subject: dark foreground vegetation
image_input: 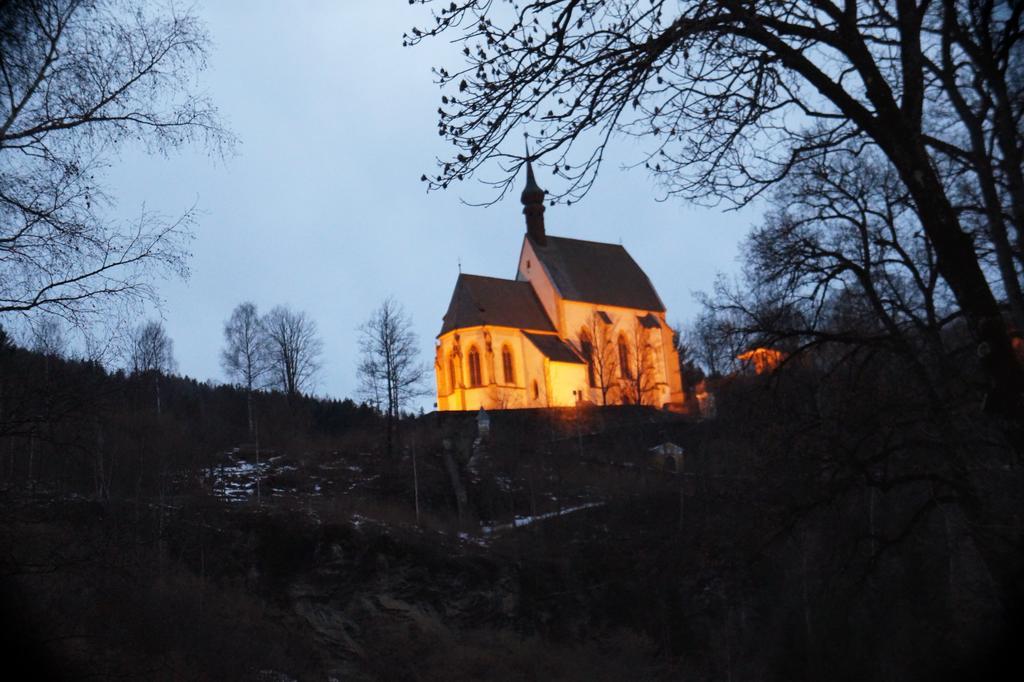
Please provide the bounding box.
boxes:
[1,0,1021,678]
[1,330,1022,681]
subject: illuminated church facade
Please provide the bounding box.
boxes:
[435,162,685,412]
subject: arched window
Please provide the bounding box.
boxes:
[467,346,482,387]
[448,354,457,392]
[618,334,632,379]
[532,380,540,400]
[579,329,595,387]
[501,345,515,384]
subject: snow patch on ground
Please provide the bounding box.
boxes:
[480,501,605,535]
[211,457,273,503]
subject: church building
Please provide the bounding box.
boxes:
[435,161,685,411]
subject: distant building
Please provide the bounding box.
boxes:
[736,347,786,375]
[435,160,685,411]
[693,380,716,419]
[648,442,685,473]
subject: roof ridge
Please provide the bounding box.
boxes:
[541,233,629,249]
[457,272,530,284]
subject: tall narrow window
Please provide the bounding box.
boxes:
[448,354,457,392]
[501,345,515,384]
[580,330,595,387]
[468,346,482,387]
[618,335,632,379]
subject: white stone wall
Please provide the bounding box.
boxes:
[435,325,552,411]
[516,239,563,330]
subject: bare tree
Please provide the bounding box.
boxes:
[357,354,385,414]
[618,323,658,406]
[129,319,175,415]
[263,305,322,400]
[29,317,66,358]
[687,147,974,416]
[486,386,520,409]
[221,302,269,438]
[357,298,428,456]
[408,0,1024,413]
[686,307,742,379]
[130,320,175,375]
[694,142,1024,614]
[0,0,232,332]
[579,312,618,405]
[737,150,956,370]
[672,323,705,399]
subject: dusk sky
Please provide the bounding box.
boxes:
[106,2,758,406]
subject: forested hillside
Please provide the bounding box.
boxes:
[2,326,1020,680]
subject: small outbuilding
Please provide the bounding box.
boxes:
[648,442,684,473]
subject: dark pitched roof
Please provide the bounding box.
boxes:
[439,274,556,336]
[527,235,665,311]
[523,332,585,364]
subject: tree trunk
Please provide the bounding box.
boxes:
[246,389,254,440]
[385,410,394,458]
[442,440,469,526]
[801,539,815,680]
[957,483,1024,622]
[895,141,1024,416]
[412,436,420,525]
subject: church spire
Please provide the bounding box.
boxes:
[521,142,546,246]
